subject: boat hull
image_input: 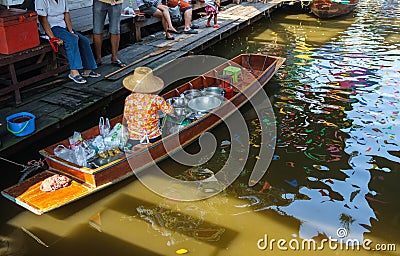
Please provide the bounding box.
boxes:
[310,0,358,18]
[2,54,285,215]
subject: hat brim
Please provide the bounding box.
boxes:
[123,75,164,93]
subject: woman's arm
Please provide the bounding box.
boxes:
[38,15,56,38]
[64,12,74,33]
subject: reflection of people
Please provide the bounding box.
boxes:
[35,0,100,84]
[205,0,220,28]
[134,0,179,40]
[123,67,173,148]
[167,0,199,34]
[93,0,126,67]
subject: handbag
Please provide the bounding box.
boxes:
[169,0,182,24]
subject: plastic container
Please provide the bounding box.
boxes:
[0,9,40,54]
[6,112,36,137]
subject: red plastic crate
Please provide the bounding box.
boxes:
[0,8,40,54]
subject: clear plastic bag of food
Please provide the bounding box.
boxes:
[69,131,83,149]
[99,117,111,137]
[54,145,76,163]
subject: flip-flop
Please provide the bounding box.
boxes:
[167,29,181,34]
[190,24,200,29]
[183,29,198,34]
[111,59,127,68]
[166,35,175,40]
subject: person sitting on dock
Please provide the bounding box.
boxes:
[122,67,174,149]
[167,0,199,34]
[35,0,101,84]
[134,0,179,40]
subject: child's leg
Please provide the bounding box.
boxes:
[206,15,212,26]
[214,14,218,25]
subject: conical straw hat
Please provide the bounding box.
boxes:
[122,67,164,93]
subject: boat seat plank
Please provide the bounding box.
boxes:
[1,170,91,215]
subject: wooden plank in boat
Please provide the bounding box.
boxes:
[1,170,92,215]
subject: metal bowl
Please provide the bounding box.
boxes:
[169,107,190,123]
[202,87,225,98]
[166,97,187,108]
[188,96,223,113]
[182,89,202,101]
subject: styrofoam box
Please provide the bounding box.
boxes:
[0,0,24,6]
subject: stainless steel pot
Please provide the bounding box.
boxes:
[202,87,225,98]
[182,89,202,101]
[166,97,187,108]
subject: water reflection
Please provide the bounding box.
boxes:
[228,0,400,243]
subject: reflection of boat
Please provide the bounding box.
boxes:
[310,0,359,19]
[1,54,285,215]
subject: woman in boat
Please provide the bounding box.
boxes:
[122,67,174,149]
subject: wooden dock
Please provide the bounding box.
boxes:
[0,0,285,156]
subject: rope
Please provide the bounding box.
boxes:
[0,156,45,182]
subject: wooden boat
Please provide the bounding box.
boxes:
[1,54,285,215]
[310,0,359,19]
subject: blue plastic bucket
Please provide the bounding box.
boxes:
[6,112,36,137]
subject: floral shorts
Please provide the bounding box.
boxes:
[205,5,219,15]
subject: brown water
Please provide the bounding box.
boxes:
[1,1,400,255]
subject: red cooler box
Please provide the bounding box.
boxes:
[0,8,40,54]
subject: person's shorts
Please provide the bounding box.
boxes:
[139,4,159,16]
[168,0,192,12]
[93,0,122,34]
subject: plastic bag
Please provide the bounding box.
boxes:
[73,145,87,167]
[69,131,83,149]
[103,123,128,149]
[99,117,111,137]
[54,145,76,163]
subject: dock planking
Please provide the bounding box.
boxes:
[0,0,285,156]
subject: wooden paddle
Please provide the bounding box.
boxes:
[105,46,171,79]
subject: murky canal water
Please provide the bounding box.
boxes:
[1,1,400,255]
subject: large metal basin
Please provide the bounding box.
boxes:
[188,96,223,113]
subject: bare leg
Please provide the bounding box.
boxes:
[183,9,192,31]
[214,14,218,25]
[93,34,103,64]
[110,33,120,63]
[157,4,178,32]
[207,15,212,25]
[153,9,173,38]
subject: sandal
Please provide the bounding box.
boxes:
[82,71,101,78]
[68,74,87,84]
[111,59,127,68]
[183,29,198,34]
[166,35,175,40]
[205,23,212,27]
[167,29,181,34]
[214,24,221,28]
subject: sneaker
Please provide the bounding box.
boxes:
[82,71,101,78]
[68,74,87,84]
[214,24,221,28]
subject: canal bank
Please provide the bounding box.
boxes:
[0,0,287,157]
